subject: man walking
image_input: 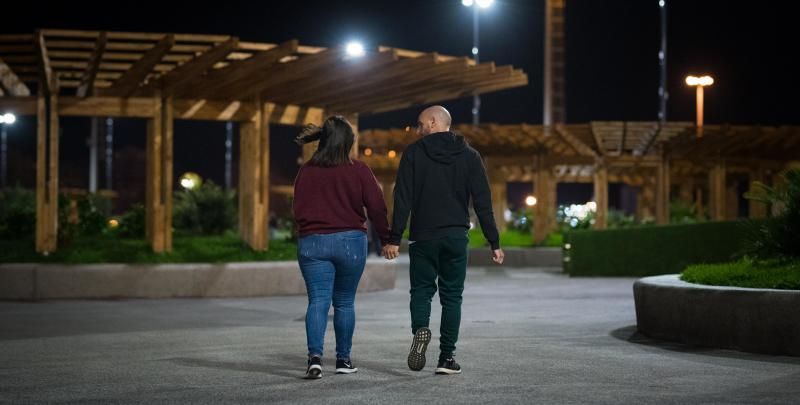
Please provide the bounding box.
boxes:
[383,105,504,375]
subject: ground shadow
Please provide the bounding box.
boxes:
[611,325,800,366]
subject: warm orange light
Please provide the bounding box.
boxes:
[525,196,538,206]
[364,148,373,157]
[388,150,397,159]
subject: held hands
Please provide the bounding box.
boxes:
[382,244,400,260]
[492,248,505,265]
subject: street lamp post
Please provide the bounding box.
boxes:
[0,113,17,188]
[462,0,494,125]
[685,75,714,137]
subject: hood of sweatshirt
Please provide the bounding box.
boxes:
[419,131,466,164]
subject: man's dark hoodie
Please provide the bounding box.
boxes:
[389,131,500,250]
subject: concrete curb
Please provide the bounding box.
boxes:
[0,259,396,300]
[633,274,800,356]
[468,247,563,268]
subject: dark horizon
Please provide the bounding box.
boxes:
[2,0,797,211]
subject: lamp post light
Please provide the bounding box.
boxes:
[0,112,17,188]
[462,0,494,125]
[685,75,714,137]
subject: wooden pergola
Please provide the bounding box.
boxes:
[0,29,527,254]
[360,123,800,243]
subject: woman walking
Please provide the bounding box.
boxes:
[293,116,390,379]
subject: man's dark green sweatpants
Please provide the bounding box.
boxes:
[408,234,469,359]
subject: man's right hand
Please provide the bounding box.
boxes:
[383,244,400,260]
[492,248,505,265]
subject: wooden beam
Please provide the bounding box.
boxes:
[589,123,606,157]
[0,96,37,115]
[268,49,400,106]
[298,53,439,107]
[37,31,57,95]
[40,28,231,44]
[59,96,157,118]
[354,70,526,115]
[178,40,298,99]
[145,94,166,252]
[228,48,345,101]
[330,58,477,112]
[76,32,107,98]
[553,124,598,157]
[98,34,175,97]
[0,57,31,96]
[137,37,238,96]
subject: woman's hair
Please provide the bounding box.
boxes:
[294,115,355,167]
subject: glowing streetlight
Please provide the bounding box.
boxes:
[345,41,365,57]
[1,112,16,188]
[0,113,16,125]
[464,0,494,8]
[462,0,494,125]
[525,195,538,206]
[179,172,202,191]
[685,75,714,137]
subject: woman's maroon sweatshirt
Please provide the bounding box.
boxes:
[293,159,390,243]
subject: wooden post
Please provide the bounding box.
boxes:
[708,161,726,221]
[239,116,256,248]
[593,164,608,230]
[238,99,269,251]
[47,93,59,253]
[655,158,670,225]
[145,95,165,252]
[259,101,270,250]
[534,159,556,243]
[35,93,60,254]
[35,95,46,253]
[748,168,767,219]
[162,96,174,251]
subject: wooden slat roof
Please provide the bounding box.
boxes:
[0,29,527,115]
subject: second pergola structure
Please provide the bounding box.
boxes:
[360,122,800,243]
[0,29,527,253]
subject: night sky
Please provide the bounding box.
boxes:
[2,0,798,213]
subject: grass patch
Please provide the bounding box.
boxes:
[468,228,562,248]
[0,232,297,264]
[681,259,800,290]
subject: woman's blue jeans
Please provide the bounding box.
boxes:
[298,230,367,360]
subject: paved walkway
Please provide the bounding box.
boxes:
[1,263,798,404]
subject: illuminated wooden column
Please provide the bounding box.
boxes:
[145,94,173,252]
[239,100,270,251]
[593,163,608,230]
[35,92,59,254]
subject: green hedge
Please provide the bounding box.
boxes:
[563,220,755,277]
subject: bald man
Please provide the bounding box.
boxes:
[383,105,504,375]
